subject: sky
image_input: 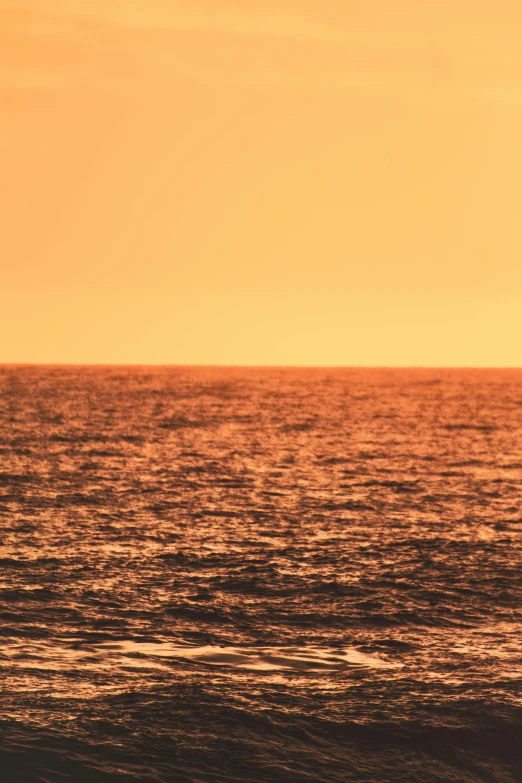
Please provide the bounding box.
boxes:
[2,0,522,366]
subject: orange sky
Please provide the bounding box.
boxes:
[2,0,522,365]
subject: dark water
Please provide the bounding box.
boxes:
[1,366,521,782]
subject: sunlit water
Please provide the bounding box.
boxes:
[1,366,521,782]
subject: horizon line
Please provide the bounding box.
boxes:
[2,363,522,371]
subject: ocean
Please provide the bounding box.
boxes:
[1,366,521,782]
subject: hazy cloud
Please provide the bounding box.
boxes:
[2,0,522,106]
[2,1,346,42]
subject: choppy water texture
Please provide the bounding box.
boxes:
[1,366,521,782]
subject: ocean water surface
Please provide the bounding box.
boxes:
[0,366,521,782]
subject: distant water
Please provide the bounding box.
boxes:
[1,366,521,782]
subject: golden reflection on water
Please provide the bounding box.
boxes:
[0,367,521,781]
